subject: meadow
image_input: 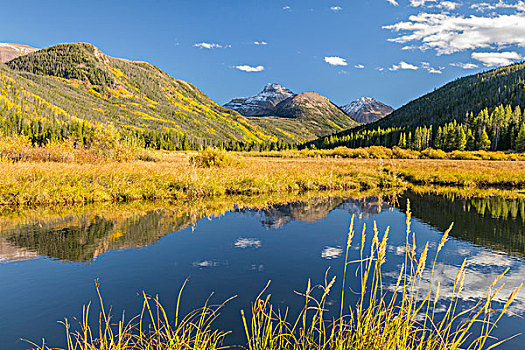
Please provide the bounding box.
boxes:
[3,142,525,207]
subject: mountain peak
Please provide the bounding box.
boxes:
[0,43,38,63]
[6,43,119,87]
[224,83,294,116]
[262,83,290,93]
[271,91,357,136]
[340,97,393,124]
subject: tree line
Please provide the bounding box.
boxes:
[0,104,298,152]
[315,104,525,152]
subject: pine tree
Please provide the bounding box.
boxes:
[478,129,491,150]
[466,129,475,150]
[516,124,525,152]
[456,127,467,151]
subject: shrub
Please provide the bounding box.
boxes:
[190,148,236,168]
[366,146,393,159]
[421,148,447,159]
[35,139,76,162]
[0,134,32,161]
[392,146,421,159]
[448,151,482,160]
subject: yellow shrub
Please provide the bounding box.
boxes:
[0,134,31,161]
[190,148,236,168]
[420,148,446,159]
[392,146,421,159]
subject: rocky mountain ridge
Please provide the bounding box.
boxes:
[224,83,294,116]
[340,97,393,124]
[225,84,392,125]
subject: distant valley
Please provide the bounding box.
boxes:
[224,83,392,141]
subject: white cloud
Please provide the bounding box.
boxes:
[410,0,437,6]
[409,0,459,10]
[437,1,459,10]
[383,247,525,316]
[471,51,522,66]
[283,5,291,10]
[384,12,525,55]
[421,61,444,73]
[472,0,525,12]
[193,260,218,268]
[355,64,365,69]
[235,65,265,72]
[386,0,399,6]
[193,42,227,49]
[330,6,343,11]
[389,61,419,71]
[253,41,268,45]
[324,56,348,66]
[450,62,479,69]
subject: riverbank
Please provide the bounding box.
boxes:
[2,151,525,207]
[0,154,397,206]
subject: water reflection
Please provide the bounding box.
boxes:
[399,192,525,257]
[2,193,525,263]
[240,196,390,229]
[1,191,525,350]
[0,208,196,263]
[0,194,393,264]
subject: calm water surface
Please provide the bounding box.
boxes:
[1,192,524,349]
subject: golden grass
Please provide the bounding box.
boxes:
[392,159,525,189]
[251,147,525,161]
[4,147,525,207]
[0,154,397,206]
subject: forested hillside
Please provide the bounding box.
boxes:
[0,43,307,150]
[313,61,525,152]
[377,62,525,129]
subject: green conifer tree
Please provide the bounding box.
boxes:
[516,124,525,152]
[478,129,491,151]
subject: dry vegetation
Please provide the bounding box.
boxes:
[253,146,525,161]
[3,141,525,207]
[0,153,395,206]
[392,159,525,189]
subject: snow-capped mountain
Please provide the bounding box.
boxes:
[0,43,38,63]
[224,83,294,116]
[340,97,393,124]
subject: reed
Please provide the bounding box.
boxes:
[240,201,522,350]
[28,202,521,350]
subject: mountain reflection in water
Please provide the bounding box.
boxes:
[1,191,525,350]
[1,192,525,263]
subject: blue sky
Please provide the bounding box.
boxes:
[2,0,525,108]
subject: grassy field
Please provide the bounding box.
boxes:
[3,146,525,207]
[0,153,396,206]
